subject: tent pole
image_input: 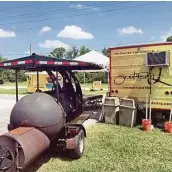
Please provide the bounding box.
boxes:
[56,71,59,103]
[15,70,18,102]
[84,72,85,91]
[36,71,39,91]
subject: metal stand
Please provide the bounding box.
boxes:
[15,70,18,102]
[107,70,110,93]
[83,72,85,91]
[16,143,22,172]
[169,103,172,123]
[36,71,39,91]
[56,72,59,103]
[146,94,148,120]
[149,95,152,121]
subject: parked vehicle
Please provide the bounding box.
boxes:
[109,42,172,126]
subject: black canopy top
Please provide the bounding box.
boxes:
[0,53,103,71]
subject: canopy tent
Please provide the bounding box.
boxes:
[73,50,109,91]
[73,50,109,72]
[0,53,102,71]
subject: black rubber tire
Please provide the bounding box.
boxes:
[68,129,85,159]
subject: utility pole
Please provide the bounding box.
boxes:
[29,28,32,55]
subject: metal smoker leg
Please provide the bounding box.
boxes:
[16,142,22,172]
[15,70,18,102]
[56,71,59,103]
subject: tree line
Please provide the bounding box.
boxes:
[0,46,110,83]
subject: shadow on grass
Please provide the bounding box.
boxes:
[23,143,74,172]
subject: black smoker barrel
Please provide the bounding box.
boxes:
[8,93,65,141]
[0,127,50,171]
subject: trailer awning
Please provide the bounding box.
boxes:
[0,53,103,71]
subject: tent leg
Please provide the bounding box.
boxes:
[56,72,59,103]
[36,71,39,91]
[84,72,85,91]
[15,70,18,102]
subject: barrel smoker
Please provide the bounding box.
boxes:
[0,54,103,172]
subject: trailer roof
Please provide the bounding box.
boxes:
[0,53,103,71]
[109,42,172,50]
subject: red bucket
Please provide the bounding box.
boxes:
[145,124,151,132]
[142,119,152,132]
[164,121,172,133]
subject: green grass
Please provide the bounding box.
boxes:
[80,83,108,89]
[2,82,108,88]
[0,88,107,95]
[23,124,172,172]
[0,88,27,94]
[2,82,27,86]
[83,90,107,95]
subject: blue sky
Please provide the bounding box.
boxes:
[0,1,171,59]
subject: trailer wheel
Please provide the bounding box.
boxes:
[69,129,85,159]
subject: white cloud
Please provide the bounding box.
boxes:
[70,3,101,15]
[0,29,16,38]
[70,4,85,9]
[57,25,94,40]
[38,40,69,49]
[91,7,101,12]
[118,26,143,35]
[160,27,172,41]
[39,26,52,34]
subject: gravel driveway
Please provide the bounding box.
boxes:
[0,95,24,135]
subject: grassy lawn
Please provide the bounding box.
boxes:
[0,88,27,94]
[2,82,108,88]
[23,124,172,172]
[0,88,107,95]
[80,83,108,89]
[83,90,107,95]
[2,82,27,86]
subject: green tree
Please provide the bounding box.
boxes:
[102,47,110,57]
[50,47,66,58]
[66,45,79,59]
[0,55,27,82]
[72,45,79,58]
[79,45,90,56]
[66,50,73,59]
[0,55,7,62]
[166,36,172,42]
[0,55,8,80]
